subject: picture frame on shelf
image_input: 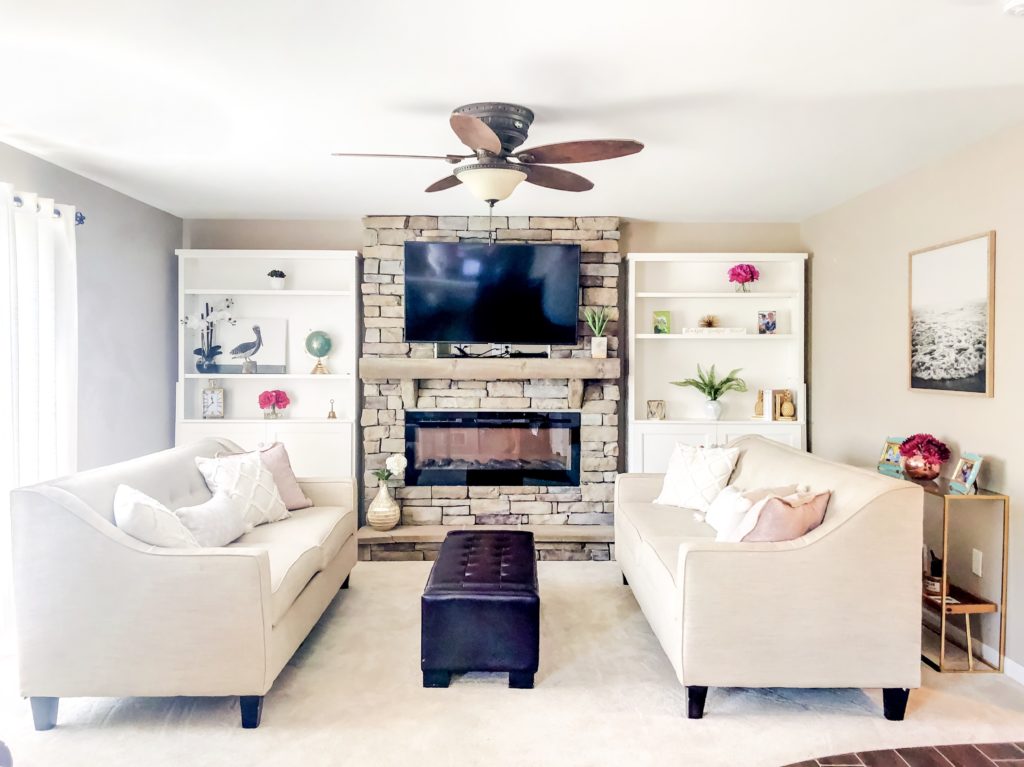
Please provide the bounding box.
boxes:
[909,232,995,396]
[950,452,983,494]
[653,310,671,334]
[877,436,906,479]
[757,310,777,335]
[646,400,666,420]
[215,317,288,374]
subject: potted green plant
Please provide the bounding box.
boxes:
[584,307,610,359]
[267,269,287,290]
[670,364,747,420]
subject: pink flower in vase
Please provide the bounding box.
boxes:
[258,391,276,410]
[274,390,290,409]
[728,263,760,291]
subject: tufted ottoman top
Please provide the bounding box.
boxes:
[424,531,538,595]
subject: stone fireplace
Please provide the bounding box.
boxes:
[358,215,622,558]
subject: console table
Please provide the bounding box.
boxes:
[914,477,1009,674]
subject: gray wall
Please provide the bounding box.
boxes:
[1,143,182,469]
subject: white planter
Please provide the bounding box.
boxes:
[591,336,608,359]
[704,400,723,420]
[268,276,286,290]
[366,479,400,531]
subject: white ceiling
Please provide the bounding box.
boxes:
[2,0,1024,222]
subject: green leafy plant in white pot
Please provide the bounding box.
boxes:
[584,307,610,359]
[670,364,747,421]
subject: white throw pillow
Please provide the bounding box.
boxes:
[113,485,200,548]
[653,444,740,512]
[707,484,800,541]
[195,451,290,530]
[174,492,248,547]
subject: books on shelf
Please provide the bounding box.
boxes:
[675,327,747,337]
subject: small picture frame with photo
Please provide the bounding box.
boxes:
[652,310,671,335]
[878,436,906,479]
[950,452,983,494]
[757,310,777,335]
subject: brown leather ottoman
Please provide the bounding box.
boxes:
[421,530,539,689]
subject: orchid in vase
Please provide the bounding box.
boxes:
[727,263,760,292]
[899,433,951,480]
[181,299,236,373]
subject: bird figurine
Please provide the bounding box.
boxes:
[231,325,263,373]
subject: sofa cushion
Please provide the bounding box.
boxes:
[228,505,356,624]
[617,501,716,542]
[195,452,290,530]
[653,444,739,512]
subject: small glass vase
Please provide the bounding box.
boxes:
[734,283,751,293]
[263,406,278,420]
[904,454,940,480]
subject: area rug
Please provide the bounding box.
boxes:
[2,561,1024,767]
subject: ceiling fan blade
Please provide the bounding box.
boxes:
[525,165,594,192]
[332,152,467,164]
[515,139,644,164]
[449,114,502,154]
[425,175,462,193]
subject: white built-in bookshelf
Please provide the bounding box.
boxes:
[175,250,359,477]
[627,252,807,472]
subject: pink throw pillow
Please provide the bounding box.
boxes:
[741,491,831,543]
[257,443,313,511]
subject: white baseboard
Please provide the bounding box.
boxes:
[923,613,1024,685]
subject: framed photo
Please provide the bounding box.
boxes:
[877,436,905,479]
[652,310,671,334]
[216,317,288,374]
[910,232,995,396]
[646,400,666,420]
[757,310,777,335]
[950,452,983,494]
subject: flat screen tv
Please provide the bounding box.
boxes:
[404,242,580,345]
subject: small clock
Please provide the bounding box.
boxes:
[202,381,225,419]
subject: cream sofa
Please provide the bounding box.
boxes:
[10,438,358,730]
[615,435,923,720]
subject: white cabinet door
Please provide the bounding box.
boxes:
[717,423,805,450]
[629,423,718,472]
[267,422,354,478]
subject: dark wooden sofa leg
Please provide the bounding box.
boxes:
[30,696,59,731]
[509,671,535,689]
[622,573,629,586]
[687,686,708,719]
[240,695,263,728]
[882,688,909,721]
[423,670,451,688]
[340,575,351,590]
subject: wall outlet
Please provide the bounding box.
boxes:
[972,548,983,578]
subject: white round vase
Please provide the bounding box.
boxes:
[367,480,401,531]
[704,400,723,420]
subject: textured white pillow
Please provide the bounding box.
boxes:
[653,444,740,512]
[195,451,290,530]
[113,485,200,548]
[174,492,248,547]
[707,484,800,541]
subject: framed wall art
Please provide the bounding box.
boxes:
[909,232,995,396]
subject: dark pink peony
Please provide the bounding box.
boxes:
[899,433,951,463]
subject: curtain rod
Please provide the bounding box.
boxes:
[12,195,86,225]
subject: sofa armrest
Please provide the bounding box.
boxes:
[10,485,274,697]
[615,473,664,505]
[299,478,357,511]
[675,486,923,690]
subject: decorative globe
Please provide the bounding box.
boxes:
[304,330,332,358]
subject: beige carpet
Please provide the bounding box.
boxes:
[3,561,1024,767]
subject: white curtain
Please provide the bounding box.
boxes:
[0,182,78,648]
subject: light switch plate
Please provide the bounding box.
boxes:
[972,548,983,577]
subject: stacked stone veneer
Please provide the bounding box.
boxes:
[360,215,623,537]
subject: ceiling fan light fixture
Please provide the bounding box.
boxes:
[453,161,528,202]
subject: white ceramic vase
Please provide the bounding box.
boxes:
[704,399,723,420]
[591,336,608,359]
[268,276,286,290]
[366,479,400,531]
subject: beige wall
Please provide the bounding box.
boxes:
[801,122,1024,667]
[622,220,804,253]
[185,218,362,250]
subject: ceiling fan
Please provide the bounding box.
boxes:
[332,102,644,204]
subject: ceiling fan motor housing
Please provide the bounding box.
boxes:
[453,102,535,154]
